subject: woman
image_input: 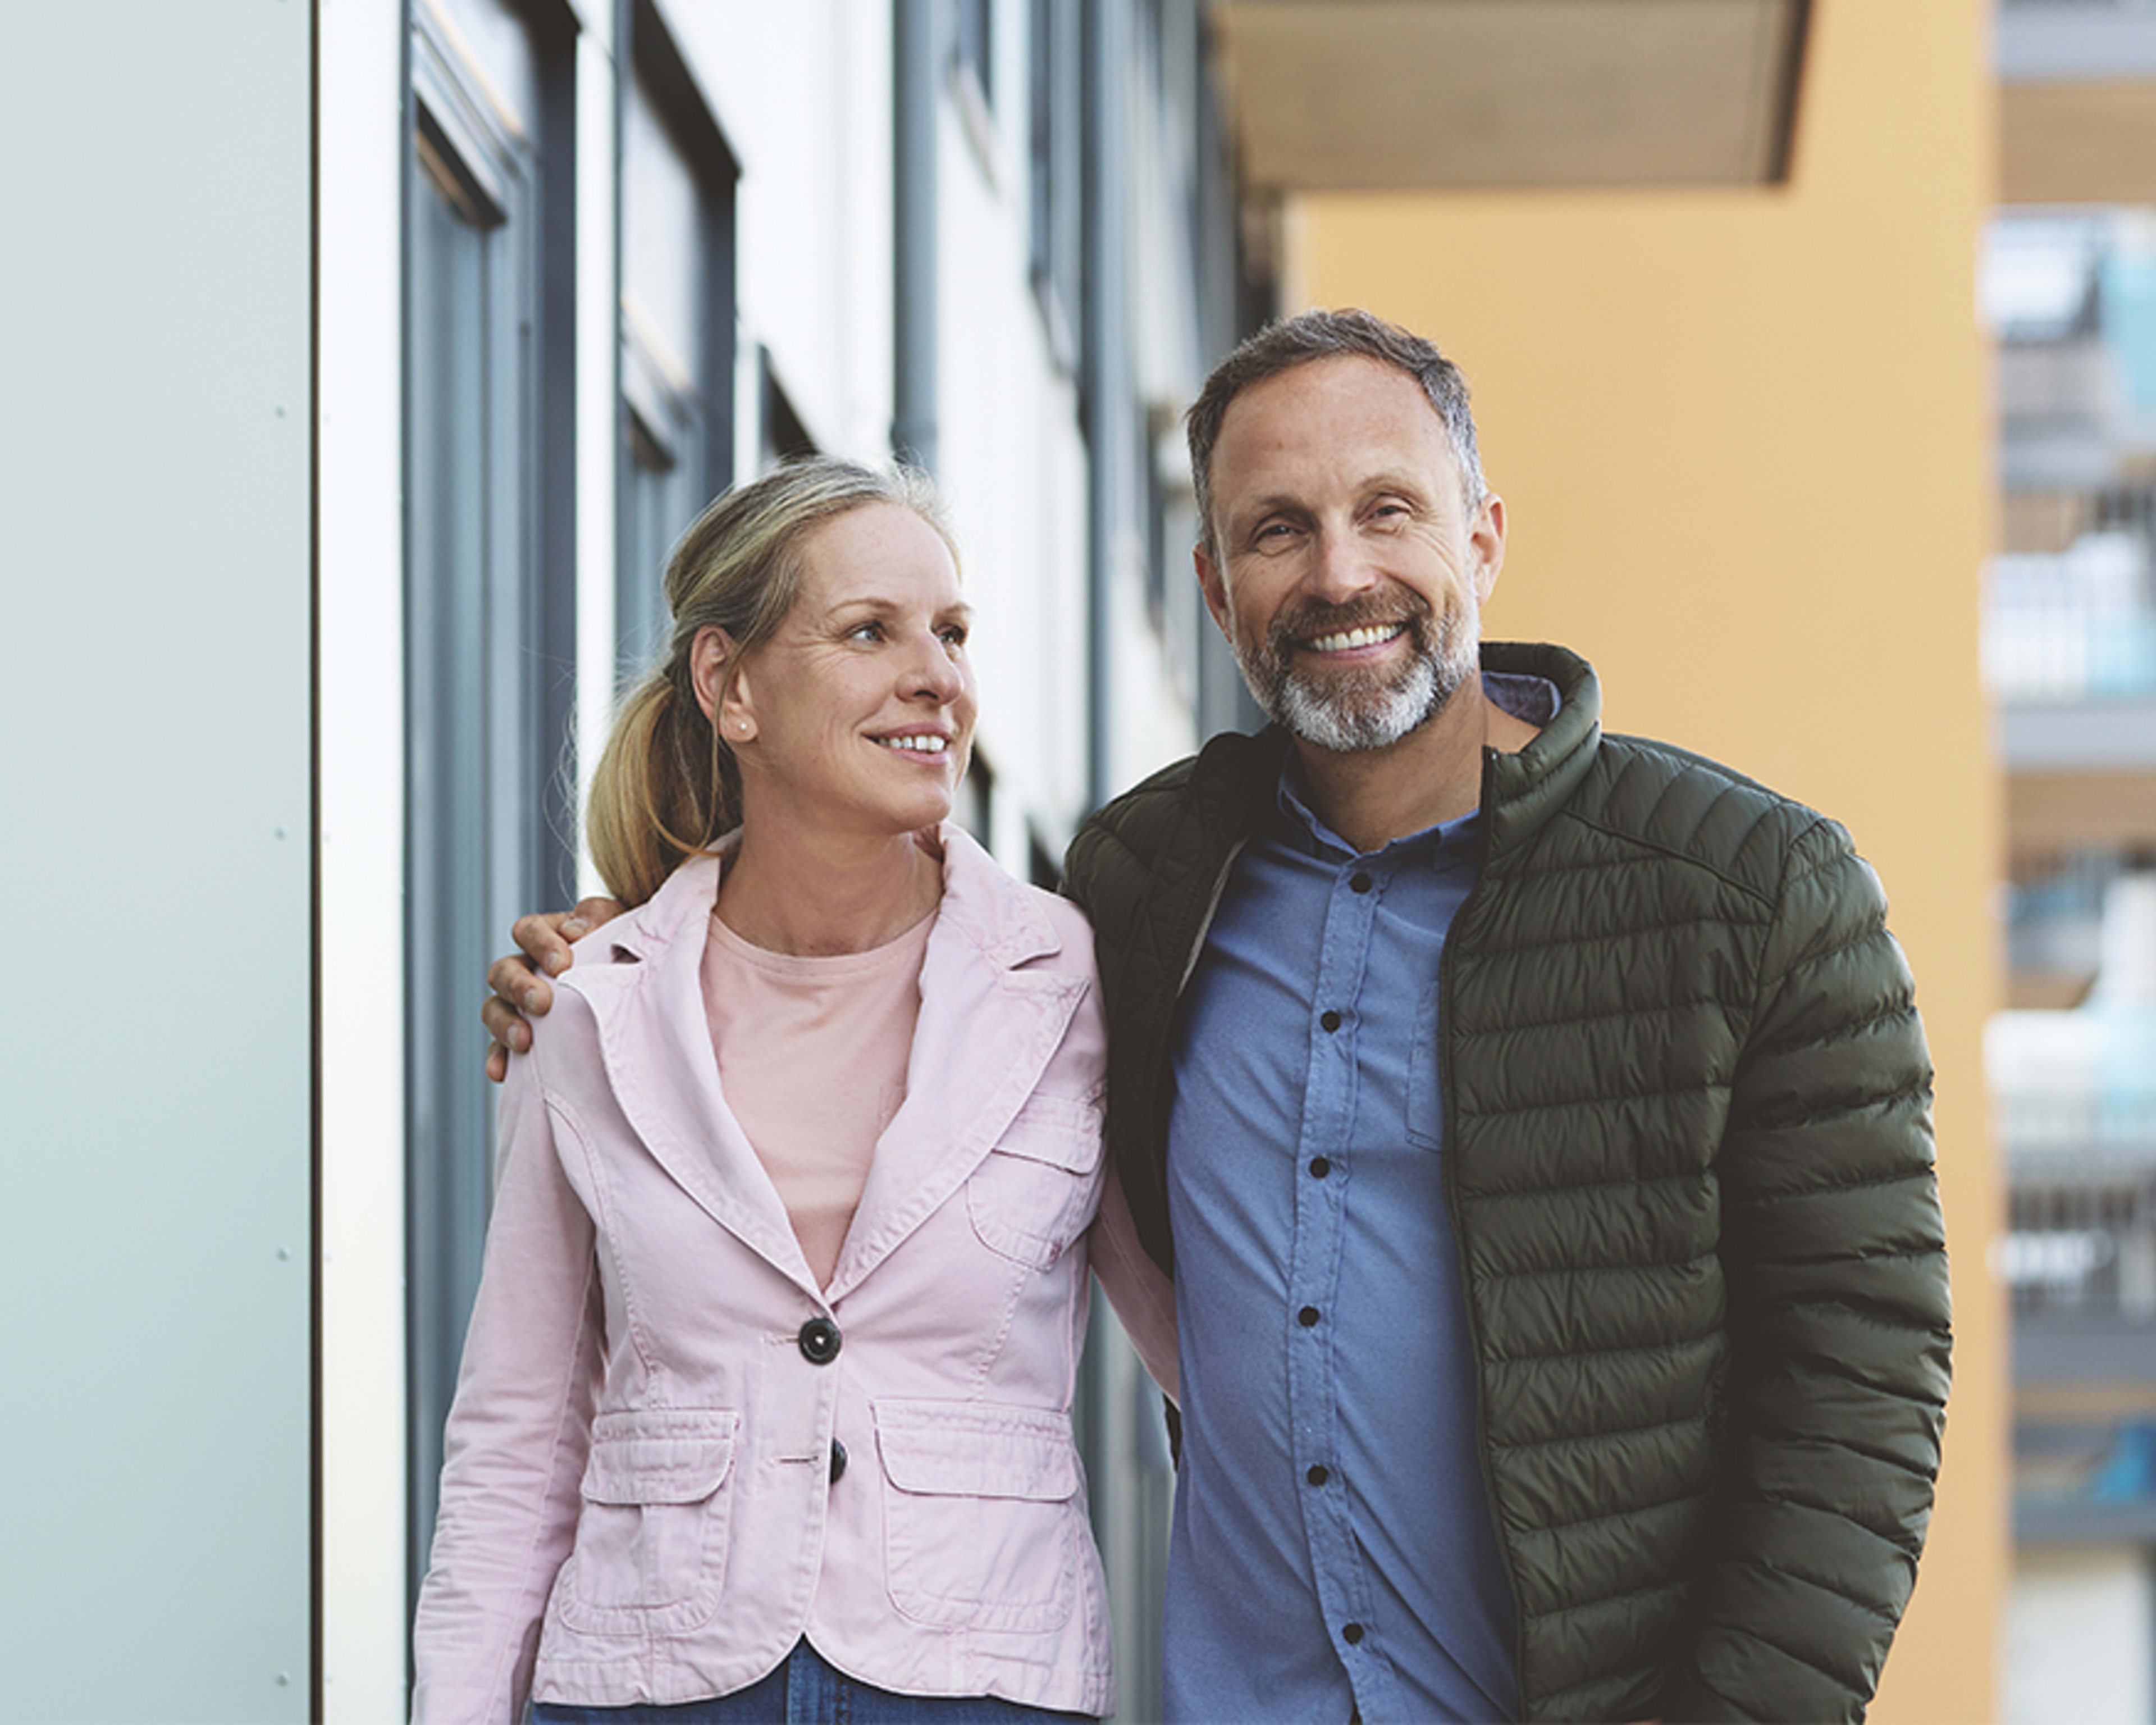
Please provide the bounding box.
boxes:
[414,459,1175,1724]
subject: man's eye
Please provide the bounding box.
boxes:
[939,625,969,649]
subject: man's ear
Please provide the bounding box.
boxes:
[1195,540,1234,639]
[690,626,753,740]
[1470,492,1508,604]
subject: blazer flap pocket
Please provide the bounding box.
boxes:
[874,1399,1079,1502]
[581,1409,739,1505]
[991,1094,1103,1174]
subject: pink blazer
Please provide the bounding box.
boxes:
[412,828,1175,1723]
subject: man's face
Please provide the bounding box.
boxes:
[1196,355,1505,754]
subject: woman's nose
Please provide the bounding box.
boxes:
[905,632,966,701]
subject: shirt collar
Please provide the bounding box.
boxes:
[1269,671,1561,866]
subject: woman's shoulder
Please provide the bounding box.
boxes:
[938,824,1096,971]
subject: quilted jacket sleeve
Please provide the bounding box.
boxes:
[1660,820,1952,1724]
[411,1054,605,1725]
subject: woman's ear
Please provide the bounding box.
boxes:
[689,626,753,741]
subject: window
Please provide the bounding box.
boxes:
[1028,0,1082,367]
[760,347,817,470]
[618,0,739,682]
[404,0,578,1591]
[956,0,994,109]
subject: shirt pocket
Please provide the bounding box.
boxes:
[874,1398,1081,1635]
[1407,976,1442,1151]
[555,1408,738,1637]
[967,1094,1105,1269]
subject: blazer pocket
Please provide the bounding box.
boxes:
[874,1399,1081,1635]
[555,1408,738,1637]
[967,1094,1104,1269]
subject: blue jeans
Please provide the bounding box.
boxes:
[529,1638,1091,1723]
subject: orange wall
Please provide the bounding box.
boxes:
[1292,2,2003,1718]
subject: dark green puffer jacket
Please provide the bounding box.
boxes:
[1063,641,1951,1723]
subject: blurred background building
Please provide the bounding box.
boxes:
[1987,2,2156,1718]
[0,2,2024,1721]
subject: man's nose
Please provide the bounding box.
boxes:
[1307,524,1378,603]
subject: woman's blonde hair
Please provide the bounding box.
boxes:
[587,457,953,906]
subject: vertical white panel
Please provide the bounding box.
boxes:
[319,0,411,1714]
[0,3,313,1718]
[2008,1544,2154,1724]
[574,30,622,893]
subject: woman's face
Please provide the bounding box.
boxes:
[711,502,978,842]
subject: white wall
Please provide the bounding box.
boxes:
[2009,1544,2155,1724]
[0,4,314,1715]
[318,0,412,1710]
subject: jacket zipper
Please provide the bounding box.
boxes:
[1441,745,1532,1717]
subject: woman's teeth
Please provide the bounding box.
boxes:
[876,734,949,755]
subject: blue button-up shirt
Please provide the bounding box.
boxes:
[1162,733,1533,1722]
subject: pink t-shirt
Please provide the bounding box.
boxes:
[700,906,935,1288]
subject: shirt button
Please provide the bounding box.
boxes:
[1350,872,1372,894]
[829,1438,848,1483]
[1306,1463,1330,1486]
[1309,1157,1331,1179]
[1298,1305,1321,1327]
[1320,1009,1342,1032]
[1342,1622,1365,1646]
[797,1317,842,1364]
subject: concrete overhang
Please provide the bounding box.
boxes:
[1998,4,2156,206]
[1211,0,1812,191]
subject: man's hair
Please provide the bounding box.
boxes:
[1186,307,1487,559]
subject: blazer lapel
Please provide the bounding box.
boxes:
[824,829,1088,1302]
[562,855,820,1297]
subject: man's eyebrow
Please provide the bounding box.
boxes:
[1359,468,1440,499]
[1227,491,1308,529]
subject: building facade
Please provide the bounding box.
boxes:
[3,2,1255,1718]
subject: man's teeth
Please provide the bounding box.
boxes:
[1305,623,1405,653]
[877,734,949,754]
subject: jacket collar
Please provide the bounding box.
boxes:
[1475,640,1602,866]
[1199,639,1603,865]
[557,824,1086,1305]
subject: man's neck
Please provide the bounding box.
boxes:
[1293,680,1540,855]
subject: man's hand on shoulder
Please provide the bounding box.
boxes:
[481,897,626,1081]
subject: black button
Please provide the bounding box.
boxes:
[1350,873,1372,894]
[1309,1157,1331,1179]
[829,1438,848,1484]
[1342,1622,1365,1645]
[1307,1464,1330,1486]
[1298,1305,1321,1327]
[797,1317,842,1364]
[1320,1010,1342,1032]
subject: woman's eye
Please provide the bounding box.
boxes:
[939,626,968,649]
[848,620,885,642]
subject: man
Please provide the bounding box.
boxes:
[487,309,1949,1723]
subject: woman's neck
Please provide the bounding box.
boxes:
[715,821,942,956]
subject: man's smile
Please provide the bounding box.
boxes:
[1299,621,1409,655]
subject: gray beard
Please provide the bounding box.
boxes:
[1234,592,1482,754]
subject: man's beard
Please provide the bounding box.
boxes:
[1231,590,1481,754]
